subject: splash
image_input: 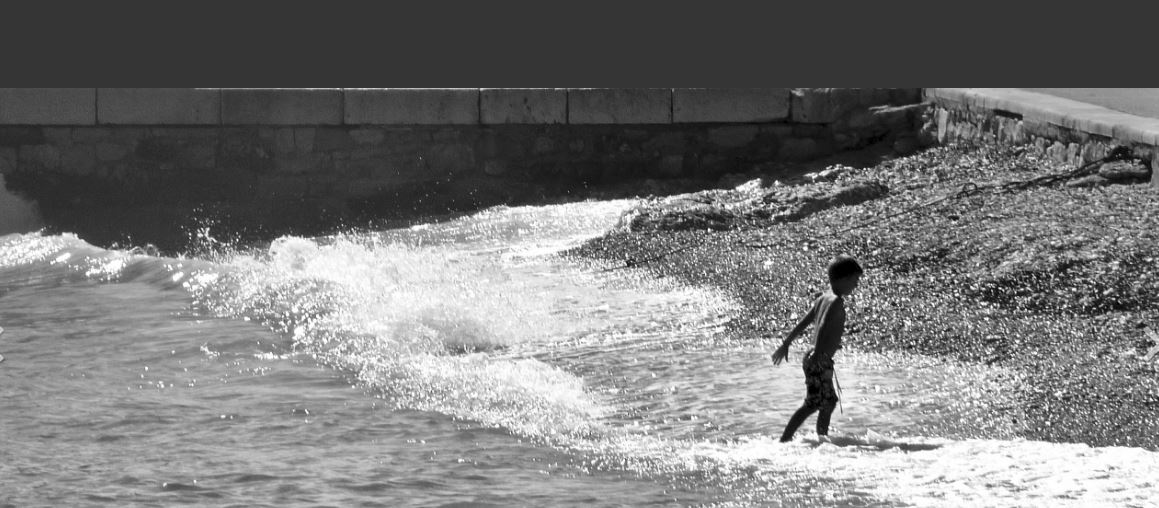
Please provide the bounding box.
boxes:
[182,202,643,443]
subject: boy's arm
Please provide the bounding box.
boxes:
[771,299,818,365]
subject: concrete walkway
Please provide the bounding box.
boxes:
[1019,88,1159,120]
[925,88,1159,146]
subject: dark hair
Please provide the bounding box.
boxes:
[827,254,863,281]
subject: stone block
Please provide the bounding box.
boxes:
[641,131,686,154]
[179,144,217,170]
[431,128,460,142]
[98,88,220,125]
[0,127,45,146]
[274,153,327,174]
[532,135,555,155]
[672,88,791,123]
[313,128,355,152]
[294,128,316,153]
[96,142,130,162]
[269,128,296,155]
[42,128,73,146]
[481,88,566,124]
[791,88,864,124]
[708,125,758,148]
[153,127,220,139]
[111,127,150,143]
[61,145,96,174]
[568,88,671,124]
[350,128,385,145]
[135,137,182,162]
[0,88,95,125]
[222,89,342,125]
[19,144,61,168]
[349,146,391,161]
[425,144,474,174]
[346,89,479,125]
[72,128,111,143]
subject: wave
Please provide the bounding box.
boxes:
[0,232,214,290]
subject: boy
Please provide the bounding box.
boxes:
[770,254,863,442]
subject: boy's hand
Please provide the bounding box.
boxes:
[770,344,789,365]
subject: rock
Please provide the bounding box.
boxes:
[1097,160,1151,183]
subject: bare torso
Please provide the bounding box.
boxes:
[810,292,846,358]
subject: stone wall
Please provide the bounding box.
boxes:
[925,88,1159,183]
[0,88,926,251]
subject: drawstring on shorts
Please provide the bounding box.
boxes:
[834,367,843,414]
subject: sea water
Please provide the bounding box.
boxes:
[1,199,1156,507]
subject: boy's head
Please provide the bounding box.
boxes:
[827,254,863,295]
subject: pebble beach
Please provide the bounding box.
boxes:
[568,142,1159,450]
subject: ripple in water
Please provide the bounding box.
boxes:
[2,199,1157,507]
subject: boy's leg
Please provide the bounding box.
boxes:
[780,404,817,442]
[815,405,835,436]
[815,377,839,436]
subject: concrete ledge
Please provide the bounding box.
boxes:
[0,88,96,125]
[568,88,672,124]
[222,88,342,125]
[1113,119,1159,146]
[346,89,479,125]
[927,88,1159,146]
[673,88,790,123]
[98,88,220,125]
[480,88,566,124]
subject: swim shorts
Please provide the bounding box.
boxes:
[802,349,839,410]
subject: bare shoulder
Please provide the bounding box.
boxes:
[817,292,841,306]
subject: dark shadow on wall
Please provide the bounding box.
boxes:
[0,174,44,236]
[0,167,685,255]
[1,140,912,256]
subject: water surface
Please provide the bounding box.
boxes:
[1,199,1155,507]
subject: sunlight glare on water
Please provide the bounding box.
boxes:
[1,199,1157,507]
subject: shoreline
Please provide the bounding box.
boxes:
[567,142,1159,450]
